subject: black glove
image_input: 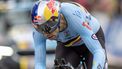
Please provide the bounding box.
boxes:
[53,58,74,69]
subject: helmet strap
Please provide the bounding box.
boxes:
[57,13,61,29]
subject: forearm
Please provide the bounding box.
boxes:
[92,49,106,69]
[33,30,46,69]
[35,44,46,69]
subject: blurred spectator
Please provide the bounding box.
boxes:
[0,1,34,69]
[59,0,73,2]
[91,0,117,33]
[0,57,20,69]
[0,1,12,46]
[73,0,92,11]
[106,0,122,57]
[105,0,122,67]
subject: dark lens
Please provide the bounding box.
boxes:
[36,25,44,33]
[47,16,58,27]
[35,16,59,33]
[47,21,57,27]
[44,24,51,33]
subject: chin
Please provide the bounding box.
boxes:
[47,35,57,40]
[48,38,56,40]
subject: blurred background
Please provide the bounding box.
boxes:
[0,0,122,69]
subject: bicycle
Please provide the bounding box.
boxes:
[52,57,88,69]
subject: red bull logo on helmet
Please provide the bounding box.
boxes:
[32,0,60,25]
[47,0,55,10]
[34,16,41,20]
[44,0,59,21]
[33,15,45,23]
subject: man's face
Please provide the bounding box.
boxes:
[42,14,66,40]
[33,14,66,40]
[43,27,59,40]
[42,14,67,40]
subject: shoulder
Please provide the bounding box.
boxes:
[61,2,87,12]
[60,2,90,19]
[60,2,78,10]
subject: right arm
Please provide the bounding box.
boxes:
[33,29,46,69]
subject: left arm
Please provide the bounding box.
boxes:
[70,11,105,69]
[61,3,106,69]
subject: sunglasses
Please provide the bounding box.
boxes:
[35,16,60,33]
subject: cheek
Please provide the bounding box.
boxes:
[52,29,59,35]
[52,31,58,36]
[60,19,65,24]
[60,19,64,23]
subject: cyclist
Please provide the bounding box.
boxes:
[31,0,108,69]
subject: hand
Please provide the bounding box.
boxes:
[53,58,74,69]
